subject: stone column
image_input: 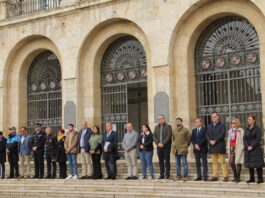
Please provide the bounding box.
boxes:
[0,0,7,20]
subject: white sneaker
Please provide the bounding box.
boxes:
[66,175,73,180]
[148,176,154,180]
[72,175,78,179]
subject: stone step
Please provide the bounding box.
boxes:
[0,180,264,198]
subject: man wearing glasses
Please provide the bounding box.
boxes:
[153,115,172,179]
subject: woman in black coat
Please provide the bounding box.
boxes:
[138,124,154,179]
[0,131,6,179]
[56,129,67,179]
[243,115,264,183]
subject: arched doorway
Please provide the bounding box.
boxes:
[195,16,262,129]
[101,36,148,150]
[27,50,62,133]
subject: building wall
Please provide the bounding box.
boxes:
[0,0,265,140]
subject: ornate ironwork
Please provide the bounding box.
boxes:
[7,0,61,18]
[27,51,62,133]
[195,16,263,130]
[101,36,147,151]
[101,36,147,85]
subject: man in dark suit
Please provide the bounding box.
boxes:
[153,114,172,179]
[78,121,93,179]
[102,122,118,180]
[207,112,228,182]
[31,123,46,179]
[191,117,208,181]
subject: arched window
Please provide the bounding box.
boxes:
[101,36,148,150]
[27,51,62,133]
[195,16,262,128]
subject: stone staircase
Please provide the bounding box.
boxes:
[0,160,264,198]
[0,179,264,198]
[1,160,257,180]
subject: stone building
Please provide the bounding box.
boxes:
[0,0,264,149]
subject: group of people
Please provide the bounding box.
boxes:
[0,112,264,184]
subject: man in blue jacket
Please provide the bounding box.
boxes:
[191,117,208,181]
[102,122,118,180]
[78,121,93,179]
[6,127,20,179]
[19,127,32,179]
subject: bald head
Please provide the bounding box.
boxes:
[82,121,88,129]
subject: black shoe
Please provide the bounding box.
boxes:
[105,176,112,180]
[209,177,218,181]
[38,176,44,179]
[203,177,208,181]
[1,176,5,179]
[246,179,255,183]
[112,177,116,180]
[86,176,93,179]
[80,176,87,179]
[125,176,132,180]
[7,176,14,179]
[165,176,170,179]
[158,176,164,180]
[32,175,39,179]
[194,177,202,181]
[257,180,264,184]
[132,176,138,180]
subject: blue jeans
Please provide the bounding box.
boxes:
[67,153,78,176]
[175,154,188,177]
[139,150,154,177]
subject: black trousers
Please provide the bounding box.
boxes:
[104,152,117,179]
[8,153,19,177]
[194,151,208,178]
[229,151,241,180]
[157,145,171,178]
[249,167,263,182]
[33,151,44,178]
[92,153,102,179]
[46,152,56,178]
[0,161,5,177]
[58,162,67,179]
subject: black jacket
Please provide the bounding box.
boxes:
[56,136,67,163]
[0,137,6,163]
[138,132,154,152]
[191,127,208,153]
[243,125,264,168]
[45,134,57,154]
[31,131,46,153]
[207,121,226,154]
[102,131,118,153]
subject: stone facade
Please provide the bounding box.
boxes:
[0,0,265,147]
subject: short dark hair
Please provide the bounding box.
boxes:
[68,124,74,127]
[0,131,3,136]
[20,126,27,131]
[176,117,183,122]
[58,128,65,134]
[195,117,203,122]
[211,112,219,117]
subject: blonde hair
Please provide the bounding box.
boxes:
[231,118,241,128]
